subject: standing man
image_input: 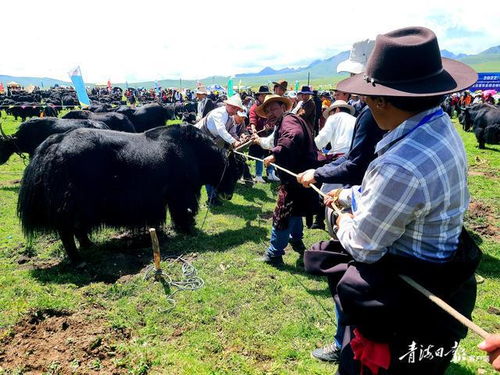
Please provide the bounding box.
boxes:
[297,85,316,133]
[196,87,216,121]
[297,38,383,362]
[315,100,356,157]
[310,26,479,374]
[272,80,288,96]
[196,94,246,205]
[252,95,320,266]
[248,86,279,182]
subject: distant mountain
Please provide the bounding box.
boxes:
[480,45,500,54]
[0,75,69,88]
[441,50,468,59]
[2,45,500,90]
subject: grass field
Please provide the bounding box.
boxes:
[0,111,498,374]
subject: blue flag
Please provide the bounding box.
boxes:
[68,66,91,106]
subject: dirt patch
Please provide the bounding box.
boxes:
[467,200,499,240]
[0,179,21,187]
[0,308,129,374]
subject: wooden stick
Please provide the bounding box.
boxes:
[399,274,490,339]
[234,128,270,151]
[233,150,343,215]
[149,228,162,272]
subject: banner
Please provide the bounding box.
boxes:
[68,66,91,106]
[0,82,5,94]
[295,80,299,91]
[227,77,234,97]
[469,72,500,92]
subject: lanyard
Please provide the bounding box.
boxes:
[352,108,444,212]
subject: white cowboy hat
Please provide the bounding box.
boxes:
[337,39,375,74]
[196,87,208,95]
[224,94,245,111]
[322,100,355,119]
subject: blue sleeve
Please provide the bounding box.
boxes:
[313,108,385,186]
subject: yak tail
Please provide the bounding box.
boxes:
[17,133,68,239]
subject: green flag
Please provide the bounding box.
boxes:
[295,80,299,91]
[228,77,234,96]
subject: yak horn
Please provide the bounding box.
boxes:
[0,122,9,139]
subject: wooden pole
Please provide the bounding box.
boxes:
[399,275,490,339]
[149,228,162,272]
[233,150,342,215]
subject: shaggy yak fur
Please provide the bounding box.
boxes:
[18,124,244,262]
[62,110,136,133]
[0,117,108,165]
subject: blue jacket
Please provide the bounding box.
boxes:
[313,106,386,186]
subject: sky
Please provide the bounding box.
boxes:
[2,0,499,83]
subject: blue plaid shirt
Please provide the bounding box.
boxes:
[337,107,469,264]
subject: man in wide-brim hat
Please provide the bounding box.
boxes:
[195,93,246,205]
[296,85,316,133]
[248,85,279,183]
[251,94,321,266]
[272,80,288,96]
[302,26,479,375]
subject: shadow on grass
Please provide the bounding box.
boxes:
[0,185,20,193]
[29,223,267,286]
[478,252,500,278]
[211,199,273,223]
[235,184,275,204]
[445,362,475,375]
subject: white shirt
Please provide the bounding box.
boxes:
[315,112,356,154]
[195,106,236,144]
[291,100,303,114]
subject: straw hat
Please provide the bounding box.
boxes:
[195,87,208,95]
[224,94,244,111]
[322,100,355,119]
[255,94,292,118]
[337,26,478,97]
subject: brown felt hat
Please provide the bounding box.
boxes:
[336,26,478,97]
[255,94,292,118]
[272,80,288,91]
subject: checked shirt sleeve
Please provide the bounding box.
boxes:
[337,162,426,263]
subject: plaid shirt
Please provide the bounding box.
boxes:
[337,107,469,264]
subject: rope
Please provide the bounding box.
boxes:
[144,228,204,311]
[233,148,491,339]
[233,150,342,215]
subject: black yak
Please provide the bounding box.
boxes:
[128,103,175,132]
[18,124,244,262]
[0,118,108,165]
[462,104,500,148]
[62,110,136,132]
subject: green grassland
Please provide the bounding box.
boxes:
[0,112,498,374]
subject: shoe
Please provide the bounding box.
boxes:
[311,343,341,363]
[254,176,266,183]
[267,171,280,182]
[289,239,306,254]
[309,222,325,230]
[258,254,284,267]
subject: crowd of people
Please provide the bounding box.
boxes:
[190,26,499,374]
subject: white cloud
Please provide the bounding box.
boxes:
[2,0,499,82]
